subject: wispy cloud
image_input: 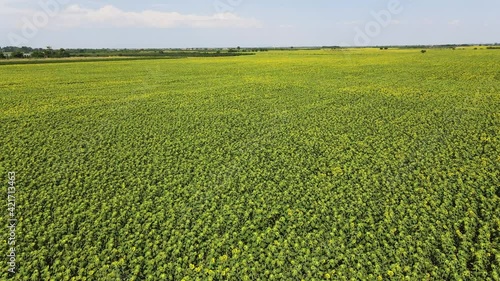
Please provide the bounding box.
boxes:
[0,0,33,16]
[338,19,402,27]
[339,20,363,26]
[448,19,460,26]
[61,5,261,28]
[55,5,262,29]
[4,3,262,29]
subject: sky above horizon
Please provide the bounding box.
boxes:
[1,0,499,48]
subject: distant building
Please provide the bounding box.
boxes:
[23,52,32,58]
[3,52,12,58]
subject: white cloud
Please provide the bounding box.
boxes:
[449,19,460,26]
[279,24,294,28]
[0,0,33,16]
[55,4,262,29]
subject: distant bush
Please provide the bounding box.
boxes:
[31,51,45,58]
[12,51,23,58]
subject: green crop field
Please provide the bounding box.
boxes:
[1,49,499,280]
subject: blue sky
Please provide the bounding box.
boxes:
[1,0,499,48]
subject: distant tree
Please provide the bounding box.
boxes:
[2,46,17,52]
[421,50,427,54]
[57,48,70,57]
[0,52,5,59]
[20,46,32,52]
[31,51,45,58]
[45,46,55,57]
[12,51,23,58]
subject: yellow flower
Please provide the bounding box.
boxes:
[220,255,228,262]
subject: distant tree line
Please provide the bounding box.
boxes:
[0,46,70,59]
[0,46,268,59]
[2,43,499,60]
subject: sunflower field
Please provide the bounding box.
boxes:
[0,49,499,280]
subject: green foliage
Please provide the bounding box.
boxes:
[31,51,45,58]
[11,51,23,58]
[0,49,499,280]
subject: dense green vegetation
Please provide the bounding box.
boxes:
[1,49,499,280]
[0,50,255,67]
[0,46,260,61]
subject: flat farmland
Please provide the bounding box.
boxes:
[1,49,499,280]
